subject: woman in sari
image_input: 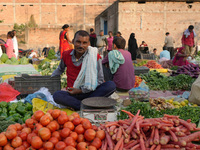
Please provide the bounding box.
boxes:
[172,47,190,66]
[59,24,72,58]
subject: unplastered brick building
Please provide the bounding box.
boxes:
[95,0,200,53]
[0,0,115,50]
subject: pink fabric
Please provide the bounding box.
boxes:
[5,39,15,58]
[182,32,194,47]
[107,36,113,51]
[172,47,189,66]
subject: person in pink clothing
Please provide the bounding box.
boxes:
[106,31,114,51]
[181,25,196,56]
[1,31,15,58]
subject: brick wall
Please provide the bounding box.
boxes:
[0,0,116,49]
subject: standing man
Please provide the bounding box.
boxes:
[12,30,18,59]
[96,30,107,57]
[89,28,97,47]
[52,30,116,110]
[164,32,175,59]
[182,25,196,56]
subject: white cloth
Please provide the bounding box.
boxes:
[0,46,2,58]
[12,36,18,58]
[73,46,98,91]
[29,52,37,58]
[184,29,197,38]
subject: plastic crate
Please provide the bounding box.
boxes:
[14,74,61,95]
[134,66,149,76]
[141,53,155,60]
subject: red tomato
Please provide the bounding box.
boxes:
[43,141,54,150]
[75,124,85,134]
[46,113,53,121]
[51,109,61,119]
[38,127,51,141]
[47,109,53,114]
[15,123,22,131]
[90,137,102,149]
[88,146,97,150]
[52,131,61,141]
[64,146,76,150]
[60,128,70,138]
[64,137,75,147]
[33,123,43,134]
[81,119,92,130]
[7,125,17,131]
[40,115,51,126]
[47,121,58,132]
[11,136,22,148]
[92,125,98,131]
[27,133,37,144]
[31,136,43,149]
[71,112,80,118]
[22,141,30,149]
[21,128,31,134]
[63,122,74,131]
[48,137,59,145]
[5,128,17,140]
[3,144,14,150]
[68,115,74,122]
[25,119,35,129]
[26,146,36,150]
[57,114,69,125]
[69,132,78,141]
[15,145,26,150]
[77,142,88,150]
[0,133,7,146]
[77,134,85,143]
[34,110,45,121]
[55,141,66,150]
[95,130,105,140]
[84,129,96,141]
[72,118,81,126]
[19,132,28,141]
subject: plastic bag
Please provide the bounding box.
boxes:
[189,76,200,105]
[129,81,149,101]
[32,98,74,115]
[0,82,20,102]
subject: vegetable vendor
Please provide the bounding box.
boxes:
[172,47,190,66]
[52,30,116,110]
[102,37,135,91]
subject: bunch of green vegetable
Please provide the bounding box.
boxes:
[118,100,200,125]
[170,66,179,70]
[0,101,33,123]
[134,60,148,67]
[140,70,195,91]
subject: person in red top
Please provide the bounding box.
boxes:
[181,25,196,56]
[59,24,72,59]
[52,30,116,110]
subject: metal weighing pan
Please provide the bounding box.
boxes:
[82,97,117,108]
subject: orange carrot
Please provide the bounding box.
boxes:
[105,122,120,128]
[109,126,116,135]
[112,133,116,140]
[155,144,161,150]
[119,140,123,150]
[178,131,200,146]
[154,128,159,145]
[126,109,140,134]
[114,137,123,150]
[169,130,178,142]
[179,119,194,131]
[130,144,140,150]
[150,144,156,150]
[118,120,130,125]
[124,134,130,143]
[164,114,179,119]
[121,110,135,117]
[160,135,170,145]
[121,127,128,138]
[149,127,155,145]
[116,126,122,141]
[124,140,138,149]
[139,134,146,150]
[114,128,118,134]
[131,131,138,139]
[106,131,114,150]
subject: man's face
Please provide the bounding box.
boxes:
[73,35,90,55]
[100,31,104,36]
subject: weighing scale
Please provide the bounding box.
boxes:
[80,97,117,123]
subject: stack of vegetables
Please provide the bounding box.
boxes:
[0,101,32,124]
[102,110,200,149]
[140,70,195,91]
[0,54,29,65]
[134,60,148,67]
[134,76,143,88]
[171,63,200,78]
[0,110,106,150]
[143,60,163,69]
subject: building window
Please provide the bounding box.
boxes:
[138,1,146,4]
[3,5,6,6]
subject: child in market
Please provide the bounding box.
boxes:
[0,31,15,58]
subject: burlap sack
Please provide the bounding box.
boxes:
[189,75,200,105]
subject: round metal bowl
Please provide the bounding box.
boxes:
[82,97,117,108]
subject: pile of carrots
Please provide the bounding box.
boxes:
[143,60,163,69]
[134,76,143,88]
[99,110,200,150]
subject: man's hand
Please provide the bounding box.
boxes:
[67,87,82,95]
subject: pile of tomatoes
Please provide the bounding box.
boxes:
[134,76,143,88]
[0,110,106,150]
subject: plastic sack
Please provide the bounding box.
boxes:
[32,98,74,115]
[189,76,200,105]
[129,81,149,101]
[0,82,20,102]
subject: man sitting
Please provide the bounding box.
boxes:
[52,30,116,110]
